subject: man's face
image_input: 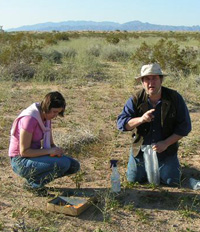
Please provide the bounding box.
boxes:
[141,75,162,96]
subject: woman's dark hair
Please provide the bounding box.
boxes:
[40,91,66,117]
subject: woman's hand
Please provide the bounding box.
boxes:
[20,129,61,157]
[50,146,64,157]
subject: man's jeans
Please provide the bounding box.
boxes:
[127,149,181,187]
[11,155,80,189]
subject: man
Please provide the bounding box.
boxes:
[117,63,191,186]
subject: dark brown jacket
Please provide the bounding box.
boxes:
[132,86,179,157]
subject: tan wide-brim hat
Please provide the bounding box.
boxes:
[135,63,168,80]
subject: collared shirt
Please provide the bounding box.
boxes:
[143,99,162,145]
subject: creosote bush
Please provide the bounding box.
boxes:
[132,39,198,75]
[0,33,43,65]
[106,35,120,44]
[54,32,69,41]
[44,36,58,45]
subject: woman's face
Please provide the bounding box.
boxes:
[45,107,63,120]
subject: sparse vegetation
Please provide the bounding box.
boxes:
[0,30,199,232]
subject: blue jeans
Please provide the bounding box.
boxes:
[127,150,181,186]
[11,155,80,189]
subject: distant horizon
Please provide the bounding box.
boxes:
[1,0,199,30]
[5,20,200,33]
[5,19,200,31]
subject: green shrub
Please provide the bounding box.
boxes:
[62,47,77,59]
[101,46,131,62]
[106,36,120,44]
[70,53,106,81]
[44,36,57,45]
[132,39,198,75]
[34,61,57,81]
[86,45,101,57]
[7,63,35,81]
[0,47,12,65]
[54,32,69,41]
[43,50,63,64]
[0,33,43,65]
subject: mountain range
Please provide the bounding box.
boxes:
[7,20,200,32]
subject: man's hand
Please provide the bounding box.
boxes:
[152,134,183,154]
[125,109,155,131]
[141,109,155,123]
[152,141,168,153]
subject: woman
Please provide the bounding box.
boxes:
[9,91,80,193]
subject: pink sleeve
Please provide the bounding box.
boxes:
[19,116,38,133]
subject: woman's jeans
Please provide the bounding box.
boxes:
[11,155,80,189]
[127,149,181,187]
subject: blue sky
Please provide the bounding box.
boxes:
[0,0,199,29]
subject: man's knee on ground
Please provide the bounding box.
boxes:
[161,177,180,187]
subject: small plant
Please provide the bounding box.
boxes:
[92,190,120,222]
[122,180,140,189]
[0,221,4,231]
[93,228,105,232]
[123,202,135,211]
[177,195,200,218]
[135,209,150,223]
[71,170,85,189]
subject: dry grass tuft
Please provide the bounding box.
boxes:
[53,128,99,153]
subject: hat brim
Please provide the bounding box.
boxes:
[135,74,168,80]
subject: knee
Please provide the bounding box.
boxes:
[160,159,181,187]
[56,157,71,172]
[161,175,180,187]
[163,178,180,187]
[69,159,80,174]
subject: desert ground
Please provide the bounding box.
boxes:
[0,79,199,232]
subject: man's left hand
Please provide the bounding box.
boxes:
[152,141,168,153]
